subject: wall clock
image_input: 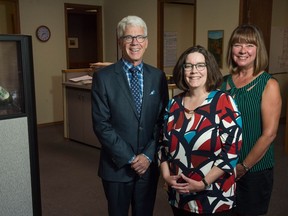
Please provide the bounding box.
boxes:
[36,25,51,42]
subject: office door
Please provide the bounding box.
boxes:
[239,0,273,56]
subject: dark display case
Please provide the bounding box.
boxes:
[0,35,41,215]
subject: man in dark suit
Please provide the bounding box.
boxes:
[91,15,169,216]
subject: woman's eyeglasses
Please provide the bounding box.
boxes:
[183,63,207,72]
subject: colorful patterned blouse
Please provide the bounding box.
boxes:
[158,90,242,214]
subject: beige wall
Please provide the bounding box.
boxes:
[0,4,7,32]
[269,0,288,117]
[196,0,288,117]
[103,0,158,66]
[195,0,239,75]
[18,0,287,124]
[163,3,194,75]
[19,0,103,124]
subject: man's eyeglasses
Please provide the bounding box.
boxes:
[183,63,207,72]
[121,35,147,43]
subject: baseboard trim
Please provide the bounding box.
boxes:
[37,121,64,128]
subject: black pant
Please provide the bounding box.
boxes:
[102,174,159,216]
[235,168,273,215]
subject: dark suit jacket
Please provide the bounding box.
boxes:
[91,60,169,182]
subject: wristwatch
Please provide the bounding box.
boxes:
[202,178,211,190]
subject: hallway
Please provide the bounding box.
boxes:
[38,123,288,215]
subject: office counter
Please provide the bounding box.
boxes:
[62,67,179,148]
[62,68,101,148]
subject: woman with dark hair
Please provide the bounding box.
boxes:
[221,24,282,216]
[159,45,243,215]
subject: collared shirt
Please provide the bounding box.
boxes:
[122,59,151,164]
[122,59,144,103]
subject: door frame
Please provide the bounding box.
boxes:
[64,3,103,68]
[157,0,196,70]
[0,0,20,33]
[239,0,273,56]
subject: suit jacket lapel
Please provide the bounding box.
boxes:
[141,65,153,115]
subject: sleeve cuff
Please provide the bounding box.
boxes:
[128,155,136,164]
[142,153,152,163]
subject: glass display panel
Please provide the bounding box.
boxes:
[0,41,24,116]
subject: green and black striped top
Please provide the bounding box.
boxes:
[221,72,274,172]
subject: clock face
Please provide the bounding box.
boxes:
[36,25,51,42]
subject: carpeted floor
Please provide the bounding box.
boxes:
[37,123,288,216]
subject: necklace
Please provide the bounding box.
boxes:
[184,107,194,114]
[183,91,208,115]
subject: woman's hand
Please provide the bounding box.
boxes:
[171,173,204,194]
[235,163,247,180]
[163,173,188,187]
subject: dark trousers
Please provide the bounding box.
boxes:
[235,168,273,216]
[102,172,159,216]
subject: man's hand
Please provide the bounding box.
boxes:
[131,154,150,176]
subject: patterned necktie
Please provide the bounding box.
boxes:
[129,67,141,116]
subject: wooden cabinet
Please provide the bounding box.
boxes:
[66,86,100,148]
[62,68,101,148]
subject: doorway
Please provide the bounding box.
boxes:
[0,0,20,34]
[239,0,273,57]
[64,3,103,69]
[157,0,196,73]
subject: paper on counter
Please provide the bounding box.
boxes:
[69,75,92,82]
[82,80,92,84]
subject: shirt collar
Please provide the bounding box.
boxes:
[121,58,143,72]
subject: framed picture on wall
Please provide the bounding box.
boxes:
[208,30,224,68]
[68,37,78,49]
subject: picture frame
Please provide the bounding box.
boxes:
[208,30,224,68]
[68,37,78,49]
